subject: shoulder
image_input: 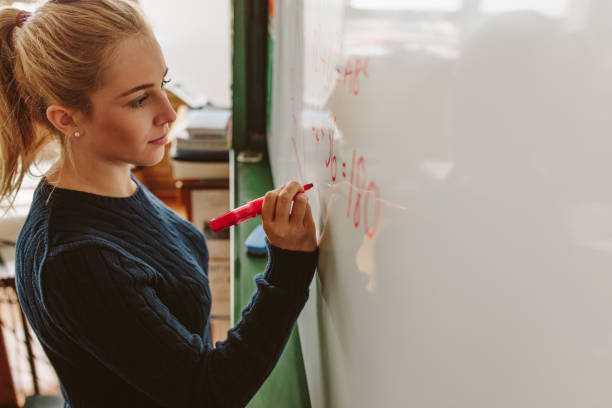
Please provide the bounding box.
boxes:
[15,180,54,285]
[14,177,109,257]
[45,243,153,276]
[41,244,158,300]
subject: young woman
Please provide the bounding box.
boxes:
[0,1,318,406]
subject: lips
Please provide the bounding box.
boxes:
[149,134,167,143]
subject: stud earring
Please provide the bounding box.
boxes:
[74,131,80,137]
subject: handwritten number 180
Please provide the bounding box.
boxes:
[346,152,380,238]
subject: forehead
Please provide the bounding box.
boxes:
[97,34,166,98]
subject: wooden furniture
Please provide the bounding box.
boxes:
[0,307,18,407]
[174,180,231,344]
[0,276,34,408]
[174,179,229,223]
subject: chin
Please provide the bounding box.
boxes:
[136,150,166,167]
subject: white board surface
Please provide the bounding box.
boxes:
[268,1,612,406]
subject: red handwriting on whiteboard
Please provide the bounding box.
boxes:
[310,116,381,239]
[336,56,370,96]
[310,28,372,95]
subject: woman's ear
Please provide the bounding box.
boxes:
[46,105,78,136]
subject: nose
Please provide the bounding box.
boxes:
[155,92,177,127]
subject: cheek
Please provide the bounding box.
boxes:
[91,109,151,148]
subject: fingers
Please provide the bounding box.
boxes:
[261,180,318,252]
[262,182,289,222]
[290,194,308,225]
[303,201,314,228]
[275,181,303,221]
[261,190,277,222]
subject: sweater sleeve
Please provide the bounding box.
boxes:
[41,243,317,407]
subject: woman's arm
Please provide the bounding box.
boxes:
[43,242,316,407]
[42,181,318,407]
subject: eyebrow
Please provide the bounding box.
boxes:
[117,67,169,98]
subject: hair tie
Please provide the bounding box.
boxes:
[16,11,32,27]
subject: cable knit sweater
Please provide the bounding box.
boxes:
[14,173,317,408]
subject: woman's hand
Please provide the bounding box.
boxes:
[261,181,317,252]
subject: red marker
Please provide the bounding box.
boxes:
[209,183,314,232]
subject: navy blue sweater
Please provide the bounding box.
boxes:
[14,173,317,407]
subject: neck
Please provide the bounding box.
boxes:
[47,159,137,198]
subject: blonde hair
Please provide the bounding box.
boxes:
[0,0,151,211]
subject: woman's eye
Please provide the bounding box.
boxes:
[129,94,149,108]
[161,77,172,88]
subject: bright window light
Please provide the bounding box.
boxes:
[481,0,570,16]
[351,0,462,11]
[3,1,45,11]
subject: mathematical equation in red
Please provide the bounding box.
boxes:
[310,116,381,239]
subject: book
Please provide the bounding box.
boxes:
[174,134,229,150]
[170,159,229,180]
[170,139,229,161]
[185,108,231,136]
[168,107,231,180]
[175,140,229,153]
[171,149,229,162]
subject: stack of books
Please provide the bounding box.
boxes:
[169,108,232,180]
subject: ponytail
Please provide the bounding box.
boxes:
[0,8,47,213]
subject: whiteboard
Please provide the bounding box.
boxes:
[268,1,612,406]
